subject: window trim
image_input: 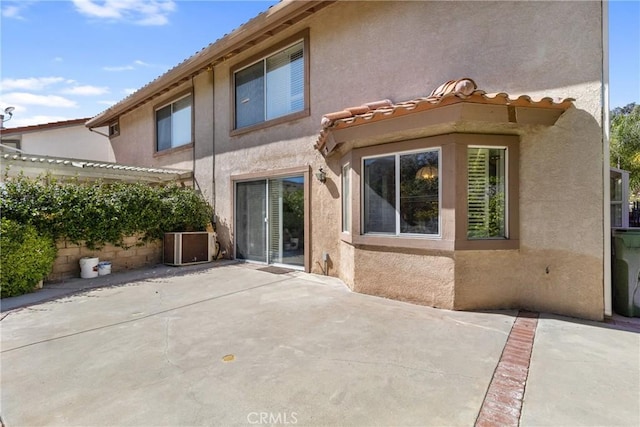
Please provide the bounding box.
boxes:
[455,135,519,250]
[340,133,519,252]
[361,147,442,238]
[230,29,310,136]
[342,162,352,234]
[154,90,194,154]
[466,144,509,240]
[230,165,311,272]
[108,121,120,137]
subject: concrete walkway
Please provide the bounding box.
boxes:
[1,264,638,426]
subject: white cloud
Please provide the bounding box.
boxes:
[53,57,64,62]
[71,0,121,19]
[1,92,77,108]
[123,88,137,95]
[98,100,117,106]
[72,0,176,26]
[61,85,110,96]
[103,65,135,72]
[1,77,66,91]
[1,1,33,20]
[2,5,22,18]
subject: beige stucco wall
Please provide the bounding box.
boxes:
[111,81,194,171]
[112,74,214,205]
[454,107,604,320]
[113,1,605,319]
[14,125,114,162]
[212,1,604,318]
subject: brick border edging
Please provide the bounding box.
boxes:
[475,311,539,427]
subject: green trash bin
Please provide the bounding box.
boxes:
[612,228,640,317]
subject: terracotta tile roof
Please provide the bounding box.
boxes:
[315,78,574,154]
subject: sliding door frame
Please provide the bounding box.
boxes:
[231,165,311,272]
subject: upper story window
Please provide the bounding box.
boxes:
[363,148,440,236]
[156,93,192,152]
[233,32,308,132]
[108,121,120,137]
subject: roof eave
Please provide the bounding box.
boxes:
[86,0,334,129]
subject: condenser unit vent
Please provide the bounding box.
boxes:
[163,232,215,266]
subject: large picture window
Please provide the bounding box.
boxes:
[363,149,440,236]
[467,147,507,239]
[156,94,192,152]
[234,41,305,129]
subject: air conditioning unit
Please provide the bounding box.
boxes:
[163,232,215,266]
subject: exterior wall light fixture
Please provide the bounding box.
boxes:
[0,106,15,130]
[315,167,327,183]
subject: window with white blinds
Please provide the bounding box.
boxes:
[235,41,305,129]
[342,164,351,233]
[467,147,507,239]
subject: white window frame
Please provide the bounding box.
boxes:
[361,147,442,238]
[342,163,351,234]
[467,145,509,240]
[233,39,305,130]
[155,93,193,152]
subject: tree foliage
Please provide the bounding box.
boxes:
[1,219,57,298]
[0,175,213,249]
[610,103,640,197]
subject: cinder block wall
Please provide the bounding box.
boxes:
[48,235,163,281]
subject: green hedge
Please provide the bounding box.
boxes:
[1,219,57,298]
[0,175,213,249]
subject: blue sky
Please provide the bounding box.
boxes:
[0,0,638,128]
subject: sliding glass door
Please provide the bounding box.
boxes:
[235,176,304,268]
[235,180,267,262]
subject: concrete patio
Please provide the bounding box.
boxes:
[1,264,638,426]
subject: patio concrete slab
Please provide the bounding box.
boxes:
[1,264,515,426]
[3,265,639,426]
[0,260,238,313]
[521,314,640,427]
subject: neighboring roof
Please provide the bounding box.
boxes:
[1,153,192,184]
[86,0,335,129]
[0,118,93,136]
[315,78,575,155]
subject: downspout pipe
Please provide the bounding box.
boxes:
[602,0,612,318]
[210,66,216,226]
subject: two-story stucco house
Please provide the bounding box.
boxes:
[86,1,611,321]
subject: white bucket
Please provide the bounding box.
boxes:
[79,257,99,279]
[97,261,112,276]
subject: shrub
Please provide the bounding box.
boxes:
[1,218,57,298]
[0,175,213,249]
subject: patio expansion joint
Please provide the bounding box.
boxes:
[474,310,539,427]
